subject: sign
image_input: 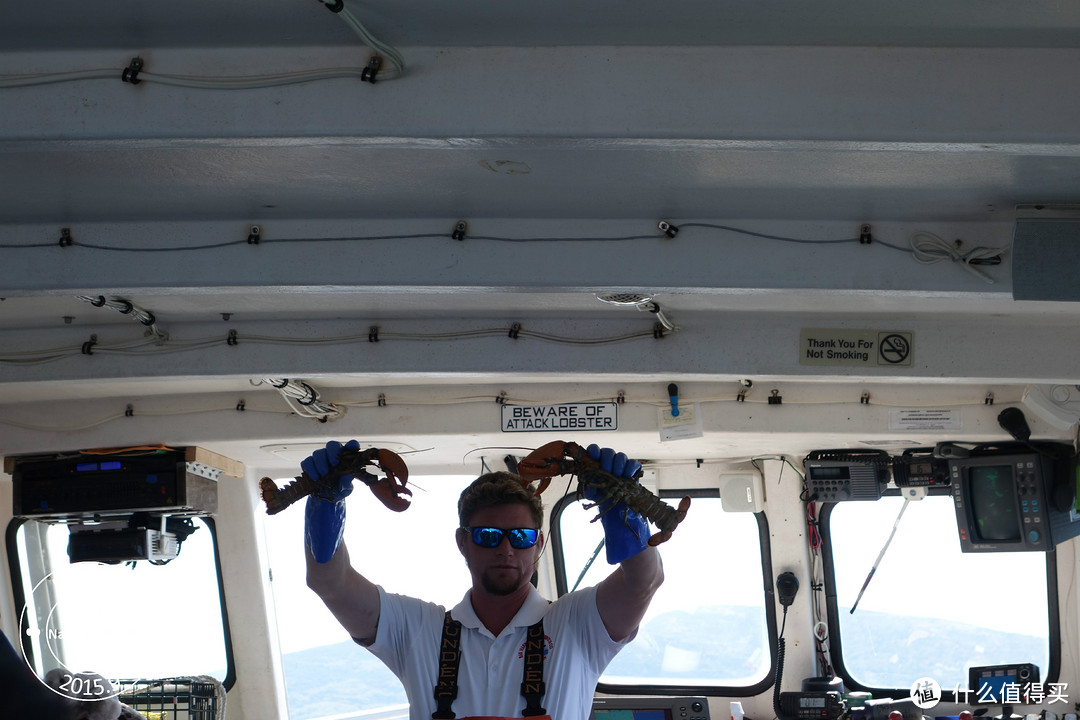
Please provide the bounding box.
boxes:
[889,409,962,431]
[658,404,704,442]
[501,402,618,432]
[800,328,913,367]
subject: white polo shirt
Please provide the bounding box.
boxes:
[365,584,630,720]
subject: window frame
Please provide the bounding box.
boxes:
[550,488,779,697]
[818,489,1062,701]
[5,515,236,690]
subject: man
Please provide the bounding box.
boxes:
[303,440,664,720]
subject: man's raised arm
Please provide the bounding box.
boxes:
[301,440,382,645]
[580,445,666,643]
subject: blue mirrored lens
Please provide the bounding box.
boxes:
[507,528,539,549]
[468,527,539,549]
[472,527,503,547]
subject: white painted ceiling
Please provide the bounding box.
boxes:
[2,1,1080,473]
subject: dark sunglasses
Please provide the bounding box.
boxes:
[464,527,540,549]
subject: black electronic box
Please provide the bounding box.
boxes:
[803,449,890,502]
[591,696,710,720]
[779,692,845,720]
[8,447,229,520]
[949,443,1080,552]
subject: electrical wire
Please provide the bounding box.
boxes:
[0,66,396,90]
[252,378,347,420]
[0,322,673,366]
[910,230,1007,284]
[679,222,859,245]
[77,295,168,341]
[337,1,406,75]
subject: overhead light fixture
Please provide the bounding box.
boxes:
[595,293,678,332]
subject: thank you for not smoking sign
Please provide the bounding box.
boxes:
[502,402,618,432]
[800,328,913,367]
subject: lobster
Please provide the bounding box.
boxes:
[259,446,411,515]
[516,440,690,546]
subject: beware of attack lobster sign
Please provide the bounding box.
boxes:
[501,403,618,432]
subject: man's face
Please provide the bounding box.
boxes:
[457,503,543,597]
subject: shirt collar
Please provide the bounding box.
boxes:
[452,585,549,636]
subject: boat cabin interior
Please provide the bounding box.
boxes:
[4,2,1080,720]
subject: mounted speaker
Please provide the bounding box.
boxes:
[720,471,765,512]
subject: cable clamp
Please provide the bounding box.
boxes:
[247,225,261,244]
[297,382,318,406]
[321,0,345,12]
[125,404,135,417]
[81,334,98,355]
[271,378,289,389]
[452,220,468,241]
[508,322,521,339]
[88,295,106,307]
[860,392,870,405]
[361,55,382,83]
[116,299,134,315]
[368,326,380,342]
[378,393,387,407]
[768,389,783,405]
[122,57,144,85]
[616,390,625,404]
[236,399,246,411]
[657,220,679,239]
[736,389,747,402]
[652,322,665,339]
[985,392,995,405]
[859,223,872,244]
[227,329,239,346]
[58,228,74,247]
[495,391,507,405]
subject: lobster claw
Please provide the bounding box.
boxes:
[361,448,412,512]
[516,440,581,495]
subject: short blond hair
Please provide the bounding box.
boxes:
[457,472,544,528]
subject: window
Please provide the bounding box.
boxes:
[12,516,229,683]
[823,494,1052,692]
[265,475,473,720]
[553,494,774,691]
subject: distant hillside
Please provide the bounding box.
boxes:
[281,606,1045,719]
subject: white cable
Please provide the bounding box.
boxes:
[909,231,1007,284]
[338,1,406,74]
[0,65,396,90]
[256,378,347,421]
[77,295,168,341]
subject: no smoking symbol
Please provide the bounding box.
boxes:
[878,333,910,364]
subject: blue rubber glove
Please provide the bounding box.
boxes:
[303,440,359,563]
[584,444,650,564]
